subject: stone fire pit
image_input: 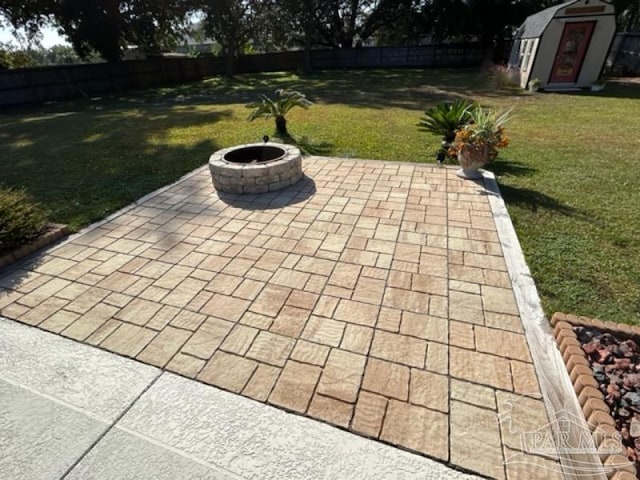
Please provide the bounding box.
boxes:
[209,142,303,194]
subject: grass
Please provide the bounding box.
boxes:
[1,68,639,324]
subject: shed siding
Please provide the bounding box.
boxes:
[512,0,616,89]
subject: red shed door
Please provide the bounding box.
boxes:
[549,21,595,83]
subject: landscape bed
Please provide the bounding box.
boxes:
[553,312,640,479]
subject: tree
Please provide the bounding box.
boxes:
[0,45,38,69]
[421,0,549,62]
[273,0,321,71]
[1,0,195,62]
[311,0,376,48]
[201,0,257,76]
[613,0,640,31]
[370,0,429,45]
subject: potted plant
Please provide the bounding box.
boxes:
[449,105,512,179]
[419,100,474,165]
[247,89,313,136]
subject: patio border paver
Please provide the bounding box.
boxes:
[484,172,606,480]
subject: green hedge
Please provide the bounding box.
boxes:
[0,186,47,253]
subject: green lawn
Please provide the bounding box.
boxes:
[1,69,639,324]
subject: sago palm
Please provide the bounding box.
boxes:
[419,99,474,143]
[247,89,313,136]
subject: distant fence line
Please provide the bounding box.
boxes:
[0,44,488,107]
[609,32,640,75]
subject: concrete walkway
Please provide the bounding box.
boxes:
[0,316,479,480]
[0,158,565,479]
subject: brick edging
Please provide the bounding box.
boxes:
[0,223,70,270]
[551,312,637,479]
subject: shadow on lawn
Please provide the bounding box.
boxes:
[0,105,230,228]
[490,159,586,218]
[499,184,577,216]
[133,68,530,111]
[490,158,537,178]
[277,133,333,156]
[546,78,640,100]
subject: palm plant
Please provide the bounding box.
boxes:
[419,99,474,143]
[247,89,313,136]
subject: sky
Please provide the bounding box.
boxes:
[0,24,68,48]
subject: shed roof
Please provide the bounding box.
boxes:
[518,0,576,39]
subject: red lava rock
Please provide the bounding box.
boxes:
[616,358,633,369]
[606,364,621,374]
[624,374,640,389]
[597,348,613,363]
[583,343,600,356]
[621,340,638,355]
[631,417,640,438]
[608,383,622,398]
[575,326,640,470]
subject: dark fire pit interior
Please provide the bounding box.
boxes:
[224,145,285,164]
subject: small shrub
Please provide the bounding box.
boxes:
[0,186,47,253]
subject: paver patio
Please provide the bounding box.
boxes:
[0,158,563,479]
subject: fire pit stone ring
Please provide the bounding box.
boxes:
[209,142,303,194]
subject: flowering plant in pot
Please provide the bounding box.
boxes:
[448,105,512,179]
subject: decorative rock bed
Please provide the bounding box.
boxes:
[553,312,640,479]
[208,143,303,194]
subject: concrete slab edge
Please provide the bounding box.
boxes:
[482,172,606,480]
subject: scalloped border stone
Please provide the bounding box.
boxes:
[208,143,303,194]
[551,312,638,479]
[0,223,70,270]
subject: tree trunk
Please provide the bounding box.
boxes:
[275,115,287,135]
[303,29,312,74]
[302,11,313,74]
[225,50,234,77]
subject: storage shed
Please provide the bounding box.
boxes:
[509,0,616,90]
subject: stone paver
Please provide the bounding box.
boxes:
[0,159,560,479]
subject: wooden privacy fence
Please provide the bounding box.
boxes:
[0,44,488,107]
[0,56,225,107]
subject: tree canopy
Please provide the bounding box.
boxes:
[2,0,638,65]
[1,0,193,62]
